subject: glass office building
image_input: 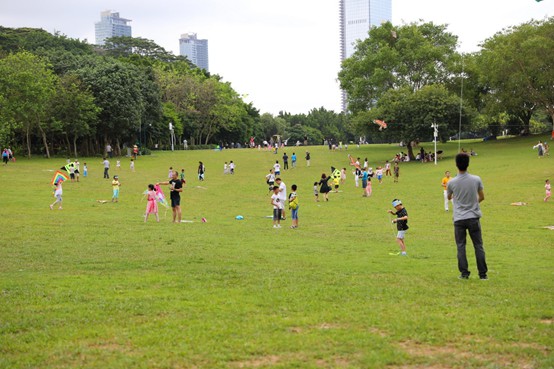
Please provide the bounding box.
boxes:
[340,0,392,110]
[95,11,132,45]
[179,33,209,72]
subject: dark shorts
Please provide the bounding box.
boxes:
[70,173,75,179]
[273,208,282,221]
[171,197,181,208]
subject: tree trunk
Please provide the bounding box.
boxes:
[407,142,415,161]
[38,123,50,159]
[73,136,78,158]
[26,126,31,159]
[65,134,71,157]
[116,138,121,157]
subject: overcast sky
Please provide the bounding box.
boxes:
[1,0,552,115]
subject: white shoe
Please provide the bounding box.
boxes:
[273,225,277,228]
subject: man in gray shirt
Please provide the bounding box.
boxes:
[447,153,488,280]
[102,158,110,179]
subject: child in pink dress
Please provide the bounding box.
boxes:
[145,184,160,222]
[545,179,551,202]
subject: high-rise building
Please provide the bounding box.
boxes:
[95,10,132,46]
[339,0,392,111]
[179,33,209,72]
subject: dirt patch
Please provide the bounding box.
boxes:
[369,327,388,337]
[316,356,351,368]
[394,340,539,369]
[231,355,280,368]
[540,318,553,325]
[318,322,339,330]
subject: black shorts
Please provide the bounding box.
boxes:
[273,208,282,221]
[70,173,75,179]
[171,197,181,207]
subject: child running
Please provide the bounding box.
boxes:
[387,199,409,256]
[144,184,160,222]
[111,175,121,203]
[49,180,63,210]
[545,179,551,202]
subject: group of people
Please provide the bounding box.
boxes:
[270,178,298,229]
[48,134,554,282]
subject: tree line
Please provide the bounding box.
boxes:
[338,18,554,158]
[1,18,552,158]
[0,28,350,158]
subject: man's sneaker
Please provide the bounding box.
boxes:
[458,275,469,280]
[479,276,488,280]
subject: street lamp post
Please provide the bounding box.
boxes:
[431,122,439,165]
[169,122,175,151]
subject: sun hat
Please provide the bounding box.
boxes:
[392,199,402,207]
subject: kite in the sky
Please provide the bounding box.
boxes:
[348,155,361,170]
[51,171,69,185]
[373,119,388,131]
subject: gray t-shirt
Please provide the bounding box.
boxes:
[446,172,483,222]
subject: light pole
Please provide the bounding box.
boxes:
[169,122,175,151]
[431,122,439,165]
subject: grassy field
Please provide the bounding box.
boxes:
[0,135,552,369]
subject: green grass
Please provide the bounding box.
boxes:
[1,135,553,368]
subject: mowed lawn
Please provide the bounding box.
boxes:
[0,135,552,369]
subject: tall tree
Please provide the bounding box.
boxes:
[0,51,56,158]
[478,17,554,132]
[49,74,99,157]
[74,59,145,154]
[338,21,459,113]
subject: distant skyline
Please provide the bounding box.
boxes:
[179,33,209,72]
[0,0,552,115]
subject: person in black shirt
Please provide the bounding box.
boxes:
[282,153,289,170]
[387,199,408,256]
[318,173,332,201]
[157,171,183,223]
